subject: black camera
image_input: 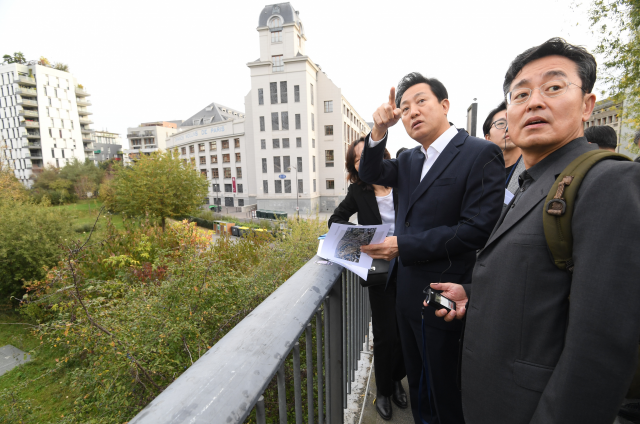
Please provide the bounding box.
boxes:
[423,287,456,312]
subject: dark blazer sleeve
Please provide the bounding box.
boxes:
[530,160,640,423]
[328,184,358,228]
[397,142,504,264]
[358,132,399,187]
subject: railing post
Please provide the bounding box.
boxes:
[328,273,344,424]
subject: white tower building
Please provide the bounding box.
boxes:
[0,62,93,185]
[245,3,370,214]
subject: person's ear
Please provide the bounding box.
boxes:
[441,99,450,116]
[484,134,491,141]
[582,92,596,122]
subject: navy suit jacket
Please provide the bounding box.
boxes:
[358,128,505,330]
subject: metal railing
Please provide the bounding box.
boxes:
[19,99,38,107]
[129,257,372,424]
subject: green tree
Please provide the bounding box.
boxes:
[0,198,72,303]
[2,52,26,64]
[586,0,640,153]
[106,150,208,230]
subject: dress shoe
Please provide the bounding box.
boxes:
[375,394,392,421]
[392,380,408,409]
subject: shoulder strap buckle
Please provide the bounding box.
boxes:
[545,175,574,216]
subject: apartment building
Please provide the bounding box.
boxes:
[168,102,254,208]
[584,98,637,158]
[92,131,123,163]
[245,3,370,214]
[0,62,93,185]
[123,121,178,165]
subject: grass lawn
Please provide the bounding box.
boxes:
[0,311,79,423]
[54,200,125,241]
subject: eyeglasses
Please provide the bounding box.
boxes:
[506,80,585,105]
[491,118,507,130]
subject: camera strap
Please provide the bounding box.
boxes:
[419,307,435,424]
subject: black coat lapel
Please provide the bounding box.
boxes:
[363,189,382,224]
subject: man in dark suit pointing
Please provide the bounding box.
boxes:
[359,73,504,424]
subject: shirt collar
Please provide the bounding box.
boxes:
[525,137,591,182]
[421,125,458,156]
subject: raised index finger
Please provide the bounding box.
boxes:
[389,87,396,107]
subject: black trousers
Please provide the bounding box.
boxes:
[367,279,406,396]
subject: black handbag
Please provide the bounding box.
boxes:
[359,259,390,287]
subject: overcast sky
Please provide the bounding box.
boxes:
[0,0,603,153]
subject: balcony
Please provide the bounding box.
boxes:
[81,127,94,134]
[84,145,94,151]
[141,145,157,151]
[79,117,93,125]
[19,109,39,118]
[22,120,39,129]
[128,261,369,424]
[15,75,36,86]
[16,86,37,97]
[127,133,141,139]
[77,107,92,116]
[31,165,44,174]
[21,139,29,148]
[26,131,40,138]
[18,98,38,107]
[85,153,95,159]
[76,98,92,106]
[75,86,90,97]
[29,152,43,159]
[28,142,41,148]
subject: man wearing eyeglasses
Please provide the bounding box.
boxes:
[482,101,524,198]
[428,38,640,424]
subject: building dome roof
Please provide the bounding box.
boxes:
[258,3,302,31]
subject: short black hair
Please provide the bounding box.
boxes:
[503,37,597,95]
[482,101,507,136]
[395,72,448,107]
[634,129,640,146]
[634,156,640,164]
[396,147,409,158]
[584,125,618,149]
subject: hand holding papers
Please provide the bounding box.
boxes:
[319,223,391,280]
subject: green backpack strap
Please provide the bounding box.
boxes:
[543,150,631,272]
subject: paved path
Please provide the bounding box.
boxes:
[0,345,31,376]
[361,364,413,424]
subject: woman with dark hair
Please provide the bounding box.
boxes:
[328,137,407,421]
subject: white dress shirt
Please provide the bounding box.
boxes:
[369,125,458,181]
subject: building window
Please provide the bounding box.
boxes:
[298,179,303,194]
[213,183,220,192]
[234,138,240,148]
[200,156,206,165]
[294,85,300,102]
[212,169,219,178]
[237,184,243,193]
[275,180,282,193]
[225,184,232,193]
[273,138,280,148]
[313,179,316,192]
[198,143,205,152]
[271,30,282,43]
[261,139,266,149]
[311,113,315,131]
[297,156,303,172]
[262,158,267,173]
[258,88,264,105]
[280,81,288,103]
[283,138,290,148]
[284,180,291,193]
[326,179,335,189]
[324,101,333,113]
[214,197,221,205]
[281,112,289,130]
[274,156,281,172]
[201,169,208,177]
[235,153,241,162]
[296,137,302,148]
[272,55,284,72]
[224,167,232,178]
[204,197,210,205]
[189,145,195,153]
[325,125,333,136]
[225,197,234,207]
[325,150,334,167]
[223,153,230,163]
[236,167,242,178]
[269,15,282,28]
[210,141,217,150]
[283,156,290,172]
[295,114,301,129]
[222,140,229,149]
[313,155,316,172]
[312,138,315,148]
[181,147,186,155]
[270,82,278,104]
[238,199,245,206]
[211,155,218,163]
[310,83,314,105]
[260,116,265,131]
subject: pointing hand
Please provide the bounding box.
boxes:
[371,87,402,141]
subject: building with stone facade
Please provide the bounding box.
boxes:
[0,62,94,186]
[585,98,638,158]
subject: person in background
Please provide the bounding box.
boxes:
[397,147,409,158]
[328,138,407,421]
[584,124,618,152]
[483,101,525,195]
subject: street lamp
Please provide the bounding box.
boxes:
[287,166,299,221]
